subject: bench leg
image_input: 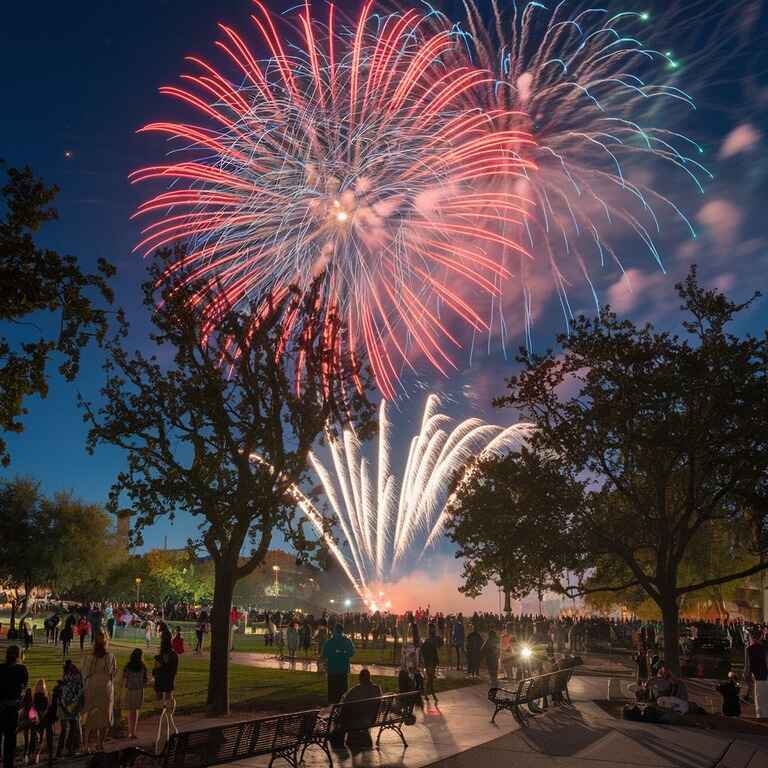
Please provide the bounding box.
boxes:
[376,724,408,749]
[563,685,572,705]
[269,747,299,768]
[512,704,528,727]
[297,741,332,767]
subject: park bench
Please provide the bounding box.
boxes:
[134,709,319,768]
[488,668,574,725]
[300,692,419,764]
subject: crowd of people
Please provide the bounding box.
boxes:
[1,599,766,763]
[0,619,180,768]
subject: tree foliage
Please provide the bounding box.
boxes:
[445,448,581,610]
[495,267,768,671]
[80,251,374,713]
[0,477,116,625]
[0,165,114,466]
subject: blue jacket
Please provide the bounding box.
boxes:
[321,632,355,674]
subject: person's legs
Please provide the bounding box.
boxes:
[327,673,347,704]
[755,679,768,719]
[426,666,437,701]
[1,707,19,768]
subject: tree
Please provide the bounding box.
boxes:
[0,478,116,626]
[80,255,374,714]
[584,519,759,620]
[445,448,580,613]
[0,165,114,466]
[144,550,214,605]
[496,267,768,671]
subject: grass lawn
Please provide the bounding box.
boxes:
[15,641,474,718]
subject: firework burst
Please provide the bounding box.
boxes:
[131,1,538,398]
[451,0,713,348]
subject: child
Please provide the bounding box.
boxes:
[716,672,742,717]
[31,679,51,764]
[18,687,38,764]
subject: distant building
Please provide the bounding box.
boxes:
[116,509,131,552]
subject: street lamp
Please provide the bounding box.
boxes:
[272,565,280,597]
[135,577,142,604]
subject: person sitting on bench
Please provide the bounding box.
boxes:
[330,669,382,750]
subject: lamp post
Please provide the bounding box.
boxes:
[135,577,142,604]
[272,565,280,597]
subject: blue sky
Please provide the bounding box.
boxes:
[2,0,767,566]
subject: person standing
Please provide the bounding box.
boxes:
[300,619,312,660]
[81,631,116,753]
[321,624,355,703]
[634,646,650,686]
[152,634,179,753]
[482,630,501,688]
[122,649,148,740]
[171,628,185,658]
[745,628,768,719]
[421,626,440,703]
[0,646,28,768]
[77,617,89,652]
[194,617,207,655]
[56,662,83,758]
[105,606,115,641]
[466,625,483,679]
[144,619,154,649]
[451,614,465,671]
[286,621,300,663]
[60,618,74,658]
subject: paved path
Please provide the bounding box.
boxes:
[424,701,768,768]
[225,649,634,681]
[86,670,767,768]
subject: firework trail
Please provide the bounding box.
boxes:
[304,395,533,594]
[131,1,537,399]
[448,0,716,349]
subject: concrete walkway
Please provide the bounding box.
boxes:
[225,649,633,681]
[87,673,767,768]
[423,700,768,768]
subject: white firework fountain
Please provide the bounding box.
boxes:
[303,395,533,598]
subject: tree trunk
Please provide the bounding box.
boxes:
[206,559,236,715]
[503,589,512,614]
[660,592,681,674]
[9,601,17,632]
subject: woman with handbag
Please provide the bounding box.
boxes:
[81,631,116,753]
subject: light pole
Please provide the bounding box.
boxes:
[272,565,281,597]
[135,577,142,604]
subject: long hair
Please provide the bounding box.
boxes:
[126,648,144,673]
[93,630,108,658]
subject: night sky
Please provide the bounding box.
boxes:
[2,1,767,604]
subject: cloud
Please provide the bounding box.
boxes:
[606,268,667,314]
[696,199,743,250]
[719,124,761,159]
